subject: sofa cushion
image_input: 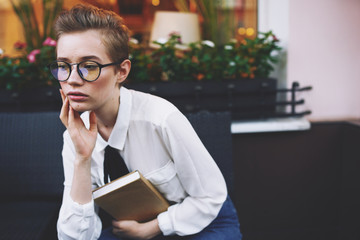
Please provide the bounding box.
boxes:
[0,200,60,240]
[185,111,234,195]
[0,112,65,198]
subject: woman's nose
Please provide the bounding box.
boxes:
[67,65,84,85]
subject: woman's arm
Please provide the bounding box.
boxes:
[57,90,101,240]
[110,110,227,238]
[59,90,98,204]
[156,111,228,236]
[57,131,102,240]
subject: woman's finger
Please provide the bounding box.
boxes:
[89,111,98,133]
[60,89,66,102]
[59,96,70,127]
[68,105,85,131]
[68,105,76,129]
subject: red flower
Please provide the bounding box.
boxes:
[14,41,27,50]
[27,49,41,63]
[43,37,57,47]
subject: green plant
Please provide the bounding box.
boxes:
[1,30,280,90]
[173,0,236,45]
[0,0,63,90]
[0,38,58,90]
[128,31,281,83]
[10,0,63,50]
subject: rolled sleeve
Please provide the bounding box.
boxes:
[57,187,101,240]
[157,210,174,236]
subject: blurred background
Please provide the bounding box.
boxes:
[1,0,359,121]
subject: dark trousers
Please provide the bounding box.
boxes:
[99,196,242,240]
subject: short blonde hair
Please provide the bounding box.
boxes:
[54,4,129,62]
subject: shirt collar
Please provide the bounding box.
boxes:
[96,87,132,152]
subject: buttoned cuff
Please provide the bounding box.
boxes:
[157,211,175,236]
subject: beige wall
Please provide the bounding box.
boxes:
[288,0,360,121]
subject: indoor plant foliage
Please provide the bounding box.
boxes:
[10,0,64,50]
[173,0,238,45]
[0,0,63,90]
[1,31,280,91]
[128,30,281,83]
[0,38,57,90]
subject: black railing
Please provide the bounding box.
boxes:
[226,81,312,120]
[151,80,312,120]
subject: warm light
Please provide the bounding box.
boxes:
[152,0,160,6]
[150,11,201,48]
[246,28,255,36]
[237,27,246,35]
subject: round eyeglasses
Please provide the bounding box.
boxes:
[48,60,124,82]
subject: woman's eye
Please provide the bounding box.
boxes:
[58,64,67,70]
[83,63,98,70]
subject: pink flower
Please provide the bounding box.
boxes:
[43,37,57,47]
[169,31,180,36]
[169,32,182,44]
[272,35,279,42]
[27,49,41,63]
[14,41,27,50]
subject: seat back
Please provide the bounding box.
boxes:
[185,111,234,195]
[0,112,65,200]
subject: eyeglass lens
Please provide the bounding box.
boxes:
[49,61,101,82]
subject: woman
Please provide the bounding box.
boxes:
[51,4,242,240]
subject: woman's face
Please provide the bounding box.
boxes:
[57,30,126,113]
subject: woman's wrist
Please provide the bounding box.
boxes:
[75,154,92,164]
[142,218,161,240]
[112,218,162,240]
[70,156,93,204]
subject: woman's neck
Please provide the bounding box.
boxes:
[95,94,120,142]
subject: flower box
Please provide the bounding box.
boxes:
[0,87,61,112]
[125,78,277,120]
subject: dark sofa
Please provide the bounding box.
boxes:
[0,112,65,239]
[0,110,235,239]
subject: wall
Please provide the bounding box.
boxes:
[289,0,360,121]
[260,0,360,121]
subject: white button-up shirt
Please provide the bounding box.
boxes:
[57,87,227,240]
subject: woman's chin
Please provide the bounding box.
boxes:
[69,102,91,113]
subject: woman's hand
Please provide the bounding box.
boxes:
[112,219,161,240]
[59,89,98,161]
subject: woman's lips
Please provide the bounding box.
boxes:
[67,91,89,101]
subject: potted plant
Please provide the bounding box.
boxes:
[0,0,63,112]
[125,32,281,119]
[0,37,61,112]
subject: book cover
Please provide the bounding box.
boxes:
[93,171,170,223]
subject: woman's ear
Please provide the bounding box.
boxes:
[116,59,131,85]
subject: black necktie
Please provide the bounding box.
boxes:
[103,145,129,184]
[100,145,129,228]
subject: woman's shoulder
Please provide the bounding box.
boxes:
[128,89,181,124]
